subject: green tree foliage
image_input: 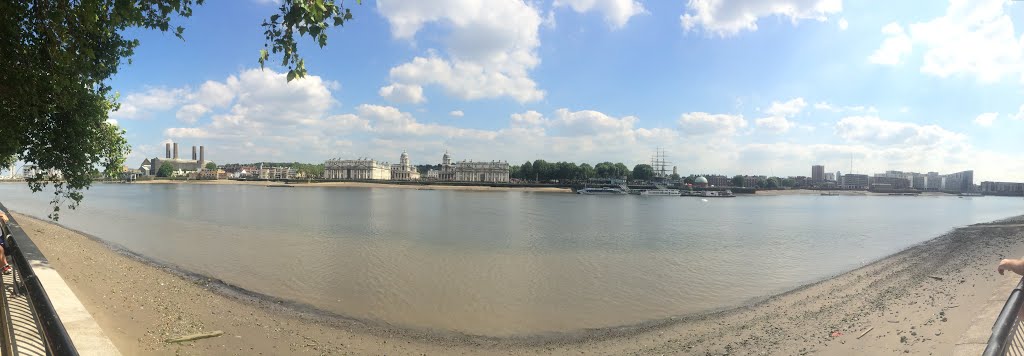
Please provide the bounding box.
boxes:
[632,164,655,181]
[670,173,681,181]
[259,0,358,81]
[613,163,630,179]
[594,162,614,178]
[731,175,745,187]
[157,163,174,178]
[765,178,780,189]
[507,160,634,182]
[519,161,533,181]
[2,1,356,219]
[205,162,218,170]
[578,163,594,180]
[683,175,696,185]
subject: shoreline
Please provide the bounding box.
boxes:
[127,179,574,193]
[13,212,1024,354]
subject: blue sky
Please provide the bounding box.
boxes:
[106,0,1024,181]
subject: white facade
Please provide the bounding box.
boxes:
[391,150,421,181]
[324,158,392,180]
[259,166,296,180]
[435,151,509,183]
[453,161,510,183]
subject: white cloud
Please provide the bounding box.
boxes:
[175,104,211,124]
[548,108,639,136]
[164,127,212,138]
[813,102,878,113]
[870,0,1024,83]
[838,17,848,30]
[677,112,748,136]
[1014,105,1024,120]
[869,22,912,65]
[379,83,426,104]
[973,112,997,127]
[680,0,843,37]
[755,97,806,133]
[510,110,547,127]
[110,87,190,120]
[765,97,807,117]
[755,116,795,133]
[105,118,118,126]
[449,110,464,117]
[377,0,545,103]
[553,0,647,29]
[835,116,966,147]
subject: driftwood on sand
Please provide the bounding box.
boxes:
[164,330,225,343]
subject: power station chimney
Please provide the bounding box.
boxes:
[173,143,178,159]
[192,146,197,160]
[199,146,205,165]
[165,143,171,159]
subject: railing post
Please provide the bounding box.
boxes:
[0,205,79,356]
[983,277,1024,356]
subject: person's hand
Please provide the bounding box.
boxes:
[998,259,1024,276]
[0,212,7,224]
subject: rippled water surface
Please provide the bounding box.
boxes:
[1,183,1021,336]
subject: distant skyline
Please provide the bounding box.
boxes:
[105,0,1024,182]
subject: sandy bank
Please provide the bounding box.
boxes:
[14,212,1024,355]
[130,179,572,193]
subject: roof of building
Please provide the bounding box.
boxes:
[695,176,708,184]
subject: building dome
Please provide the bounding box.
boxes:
[695,176,708,184]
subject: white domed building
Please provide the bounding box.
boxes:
[694,176,709,187]
[391,150,420,181]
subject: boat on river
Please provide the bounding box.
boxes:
[683,190,735,198]
[640,189,681,196]
[577,187,628,195]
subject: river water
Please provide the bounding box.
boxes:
[0,183,1020,336]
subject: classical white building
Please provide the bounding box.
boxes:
[437,151,509,183]
[391,150,420,181]
[324,158,391,180]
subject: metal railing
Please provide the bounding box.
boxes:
[0,207,78,356]
[984,277,1024,356]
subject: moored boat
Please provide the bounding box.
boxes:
[577,187,628,195]
[640,189,681,196]
[682,190,735,198]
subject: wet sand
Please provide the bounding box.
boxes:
[13,212,1024,355]
[131,179,572,193]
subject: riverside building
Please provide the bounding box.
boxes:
[140,142,208,176]
[438,151,510,183]
[391,150,420,181]
[324,158,392,180]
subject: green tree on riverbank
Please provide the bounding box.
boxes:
[1,0,357,219]
[157,163,174,178]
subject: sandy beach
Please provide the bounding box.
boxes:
[12,211,1024,355]
[130,179,573,193]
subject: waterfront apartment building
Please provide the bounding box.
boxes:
[841,174,870,189]
[708,174,733,188]
[811,165,824,181]
[391,151,421,181]
[870,176,910,190]
[981,181,1024,195]
[926,172,941,190]
[324,158,392,180]
[258,166,296,180]
[941,170,974,193]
